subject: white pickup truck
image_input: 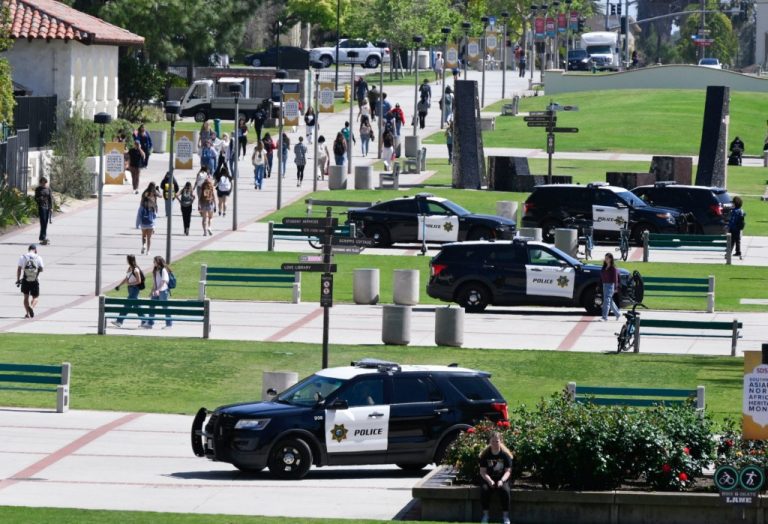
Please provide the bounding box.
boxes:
[310,39,391,69]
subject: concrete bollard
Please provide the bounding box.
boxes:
[261,371,299,400]
[555,228,578,257]
[149,130,167,154]
[353,268,380,304]
[404,135,422,158]
[496,201,518,220]
[435,307,465,347]
[764,152,768,168]
[354,165,374,189]
[382,305,412,345]
[393,269,420,305]
[329,165,347,190]
[517,227,543,241]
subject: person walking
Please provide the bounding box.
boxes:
[357,98,371,123]
[253,100,269,142]
[368,86,380,122]
[127,140,145,194]
[198,178,216,236]
[355,76,369,111]
[728,196,746,260]
[359,116,372,157]
[445,123,454,164]
[341,121,355,164]
[194,166,211,200]
[433,52,444,82]
[160,170,179,218]
[443,86,454,123]
[280,133,290,178]
[316,135,330,180]
[478,431,513,524]
[379,92,392,120]
[293,136,308,187]
[215,166,233,216]
[146,256,172,330]
[391,103,405,138]
[198,121,216,151]
[178,181,195,236]
[111,254,146,328]
[419,78,432,106]
[16,244,44,319]
[216,133,232,176]
[137,182,159,255]
[382,128,395,171]
[134,124,153,168]
[518,51,526,77]
[237,117,248,159]
[417,97,429,130]
[304,106,316,145]
[34,177,53,245]
[200,140,218,175]
[333,132,347,166]
[262,133,275,178]
[251,141,267,190]
[600,253,622,321]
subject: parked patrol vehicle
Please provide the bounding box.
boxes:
[191,359,508,479]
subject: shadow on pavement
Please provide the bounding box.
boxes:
[169,467,429,481]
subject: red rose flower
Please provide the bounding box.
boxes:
[725,439,734,447]
[678,472,689,482]
[662,464,672,473]
[466,427,476,434]
[497,420,510,428]
[683,447,690,455]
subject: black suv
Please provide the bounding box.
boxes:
[631,182,733,235]
[567,49,592,71]
[426,239,642,314]
[521,183,682,243]
[192,359,508,479]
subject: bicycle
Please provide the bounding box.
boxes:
[562,216,594,260]
[617,224,630,262]
[616,300,647,353]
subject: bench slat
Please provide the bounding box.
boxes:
[0,385,58,393]
[206,268,288,276]
[206,275,295,283]
[104,314,204,323]
[643,277,709,285]
[0,374,62,385]
[104,307,205,316]
[644,285,709,293]
[105,298,206,307]
[576,398,688,407]
[641,332,739,339]
[576,386,695,397]
[0,363,62,374]
[649,234,726,242]
[649,240,726,248]
[640,319,741,330]
[306,199,372,207]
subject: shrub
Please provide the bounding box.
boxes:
[442,393,714,492]
[715,418,768,470]
[0,183,37,227]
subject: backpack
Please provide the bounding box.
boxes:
[140,205,153,227]
[168,270,177,289]
[137,268,146,291]
[23,255,40,282]
[180,191,194,207]
[218,176,231,192]
[333,140,345,156]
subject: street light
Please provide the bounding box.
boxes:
[540,3,549,71]
[461,21,472,78]
[564,0,572,55]
[480,16,489,108]
[334,0,341,90]
[440,26,452,129]
[501,11,510,99]
[310,61,323,191]
[377,40,387,159]
[552,1,560,69]
[412,35,423,137]
[530,5,539,82]
[229,83,241,231]
[93,111,112,296]
[164,101,180,264]
[347,50,359,174]
[275,69,288,210]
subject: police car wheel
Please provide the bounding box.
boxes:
[581,283,602,316]
[433,431,460,465]
[366,225,391,247]
[396,463,428,471]
[467,227,493,241]
[457,282,490,313]
[268,437,313,479]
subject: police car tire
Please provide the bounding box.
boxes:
[396,463,428,471]
[581,283,601,316]
[366,225,391,247]
[456,282,490,313]
[268,437,313,479]
[433,431,460,465]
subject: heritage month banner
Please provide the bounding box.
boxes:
[174,131,194,169]
[319,82,335,113]
[104,142,125,185]
[445,45,459,68]
[485,32,498,52]
[283,93,301,126]
[744,350,768,440]
[467,38,481,62]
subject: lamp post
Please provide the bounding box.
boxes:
[164,101,180,264]
[377,40,387,159]
[440,27,451,129]
[501,11,510,99]
[564,0,572,54]
[229,83,241,231]
[311,63,321,192]
[93,112,111,296]
[530,4,538,81]
[412,35,423,137]
[347,50,359,174]
[552,1,560,69]
[480,16,489,108]
[334,0,341,90]
[461,21,472,79]
[275,69,288,210]
[540,3,549,71]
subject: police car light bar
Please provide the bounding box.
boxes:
[352,358,402,372]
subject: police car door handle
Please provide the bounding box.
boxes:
[368,411,385,418]
[434,408,450,414]
[482,264,495,269]
[530,267,543,272]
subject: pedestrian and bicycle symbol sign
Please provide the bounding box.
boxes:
[715,465,765,505]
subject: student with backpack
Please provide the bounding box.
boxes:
[16,244,44,319]
[34,177,53,245]
[728,196,746,260]
[111,254,147,328]
[178,181,196,236]
[215,166,233,216]
[137,182,159,255]
[146,255,173,329]
[333,133,347,166]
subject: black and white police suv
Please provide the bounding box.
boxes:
[346,193,516,247]
[426,238,643,314]
[191,359,508,479]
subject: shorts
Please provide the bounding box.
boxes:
[21,280,40,298]
[216,189,231,198]
[200,202,215,213]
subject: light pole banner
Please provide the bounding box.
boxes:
[319,82,335,113]
[485,32,498,52]
[445,45,459,68]
[283,93,301,126]
[545,17,556,38]
[467,37,481,62]
[570,11,579,30]
[743,351,768,440]
[104,142,125,185]
[174,131,194,169]
[534,17,546,40]
[558,13,567,33]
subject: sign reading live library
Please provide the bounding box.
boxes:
[743,350,768,439]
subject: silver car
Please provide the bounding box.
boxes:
[310,39,391,69]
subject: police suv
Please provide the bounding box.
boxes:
[191,359,508,479]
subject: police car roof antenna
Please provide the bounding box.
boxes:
[419,213,427,256]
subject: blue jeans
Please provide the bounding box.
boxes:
[334,154,345,166]
[602,283,620,320]
[361,137,370,156]
[254,164,264,189]
[148,289,172,327]
[115,285,144,325]
[281,150,288,177]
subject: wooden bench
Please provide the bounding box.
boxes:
[403,147,427,174]
[98,296,211,339]
[643,275,716,313]
[267,222,355,251]
[642,232,732,265]
[379,162,401,189]
[502,103,518,116]
[566,382,705,412]
[479,117,496,131]
[305,199,374,217]
[198,264,300,303]
[633,318,742,356]
[0,362,71,413]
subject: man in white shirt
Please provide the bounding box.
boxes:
[16,244,44,319]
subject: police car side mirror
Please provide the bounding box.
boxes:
[266,388,278,397]
[327,398,349,410]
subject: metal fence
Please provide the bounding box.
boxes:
[13,95,57,149]
[0,129,30,192]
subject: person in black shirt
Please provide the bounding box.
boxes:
[34,177,53,245]
[478,431,513,524]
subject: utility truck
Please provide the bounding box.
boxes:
[580,32,620,71]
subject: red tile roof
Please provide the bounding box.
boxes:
[7,0,144,46]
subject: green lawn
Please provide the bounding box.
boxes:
[0,334,743,419]
[427,90,768,156]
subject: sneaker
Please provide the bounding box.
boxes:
[615,313,621,321]
[600,317,607,322]
[141,246,145,254]
[162,325,173,330]
[207,228,213,235]
[141,323,153,329]
[503,517,511,524]
[28,307,34,318]
[145,251,150,256]
[134,190,139,194]
[111,320,122,328]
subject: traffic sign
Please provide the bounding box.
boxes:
[332,236,376,247]
[282,217,339,227]
[523,116,556,122]
[528,110,554,116]
[527,122,554,127]
[320,274,334,307]
[299,255,324,262]
[281,263,337,273]
[546,133,555,155]
[551,127,579,133]
[301,226,332,235]
[332,246,363,254]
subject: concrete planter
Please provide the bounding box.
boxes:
[554,228,578,257]
[353,268,380,304]
[517,227,542,241]
[261,371,298,400]
[149,130,167,154]
[404,135,422,158]
[435,307,464,347]
[329,165,347,190]
[354,165,374,190]
[496,200,517,221]
[414,466,760,523]
[382,305,411,345]
[393,269,420,305]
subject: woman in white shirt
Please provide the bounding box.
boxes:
[146,255,172,329]
[111,254,146,328]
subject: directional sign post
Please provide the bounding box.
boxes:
[526,101,581,184]
[281,263,338,273]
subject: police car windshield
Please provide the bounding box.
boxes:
[617,191,647,208]
[441,200,471,216]
[277,374,345,407]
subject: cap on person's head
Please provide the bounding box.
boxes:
[28,244,37,251]
[395,103,400,108]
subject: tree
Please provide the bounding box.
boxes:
[677,4,737,65]
[0,4,14,127]
[117,57,168,121]
[286,0,338,30]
